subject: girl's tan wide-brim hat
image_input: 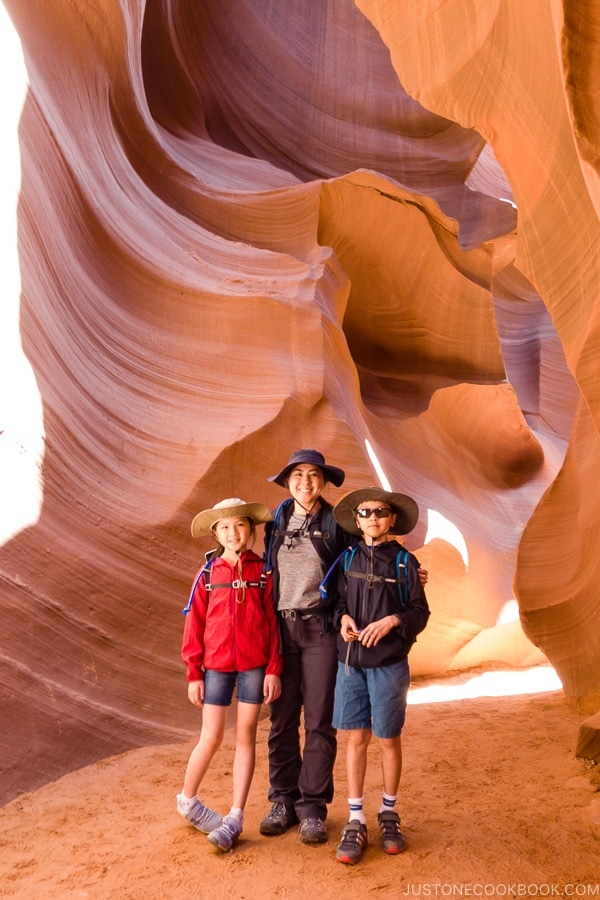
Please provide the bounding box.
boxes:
[191,498,273,538]
[333,487,419,537]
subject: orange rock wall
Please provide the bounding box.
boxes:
[0,0,595,801]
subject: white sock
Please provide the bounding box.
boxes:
[379,792,397,814]
[178,792,196,811]
[348,797,366,825]
[229,807,244,823]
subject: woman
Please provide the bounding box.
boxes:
[259,449,349,845]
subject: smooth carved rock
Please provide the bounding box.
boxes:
[576,711,600,763]
[0,0,595,802]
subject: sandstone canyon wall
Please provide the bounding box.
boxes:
[0,0,596,804]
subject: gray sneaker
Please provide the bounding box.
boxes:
[176,793,222,833]
[259,802,298,835]
[207,815,243,852]
[377,810,406,854]
[336,820,368,865]
[299,816,327,844]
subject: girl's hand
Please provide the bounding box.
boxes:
[187,680,204,707]
[340,614,361,642]
[358,615,401,648]
[263,674,281,704]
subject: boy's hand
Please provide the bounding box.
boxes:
[358,615,401,648]
[263,674,281,704]
[340,614,361,642]
[418,567,428,585]
[187,679,204,707]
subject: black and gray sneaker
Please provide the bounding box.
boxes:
[259,802,299,836]
[336,820,368,864]
[377,810,406,854]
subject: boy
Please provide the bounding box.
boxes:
[330,487,430,865]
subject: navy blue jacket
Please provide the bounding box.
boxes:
[333,539,430,668]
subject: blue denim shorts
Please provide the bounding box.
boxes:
[332,658,410,738]
[203,667,266,706]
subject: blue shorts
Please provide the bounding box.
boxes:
[203,667,266,706]
[332,659,410,739]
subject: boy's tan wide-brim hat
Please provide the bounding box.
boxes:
[191,498,273,538]
[333,486,419,537]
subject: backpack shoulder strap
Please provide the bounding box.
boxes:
[264,498,293,573]
[181,556,218,615]
[319,504,339,558]
[395,546,410,609]
[319,546,355,600]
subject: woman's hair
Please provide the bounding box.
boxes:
[210,516,256,554]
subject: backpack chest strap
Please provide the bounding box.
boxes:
[207,578,265,591]
[345,568,405,586]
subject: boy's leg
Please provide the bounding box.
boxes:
[346,727,371,800]
[336,729,371,865]
[379,733,403,798]
[333,664,371,865]
[368,661,410,855]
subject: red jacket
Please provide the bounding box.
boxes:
[182,550,282,682]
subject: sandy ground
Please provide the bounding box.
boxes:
[1,674,600,899]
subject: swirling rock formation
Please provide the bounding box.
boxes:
[0,0,596,802]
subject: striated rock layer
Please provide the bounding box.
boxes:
[0,0,595,802]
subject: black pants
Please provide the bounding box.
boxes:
[267,615,338,821]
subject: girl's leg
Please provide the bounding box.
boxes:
[183,704,228,798]
[231,701,262,810]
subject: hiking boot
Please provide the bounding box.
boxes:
[336,820,368,865]
[378,810,406,854]
[298,816,327,844]
[176,793,222,833]
[207,815,243,852]
[259,802,298,836]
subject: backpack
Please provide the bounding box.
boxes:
[319,544,411,610]
[264,497,340,573]
[181,552,266,615]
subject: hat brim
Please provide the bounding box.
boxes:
[333,487,419,536]
[191,503,273,538]
[267,462,346,488]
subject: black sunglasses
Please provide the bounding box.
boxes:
[354,507,393,519]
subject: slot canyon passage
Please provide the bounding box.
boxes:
[1,0,600,895]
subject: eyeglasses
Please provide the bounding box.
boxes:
[354,507,393,519]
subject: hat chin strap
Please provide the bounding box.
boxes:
[294,497,321,516]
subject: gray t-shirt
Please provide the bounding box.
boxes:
[276,512,325,611]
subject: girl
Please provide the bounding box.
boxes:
[178,498,282,852]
